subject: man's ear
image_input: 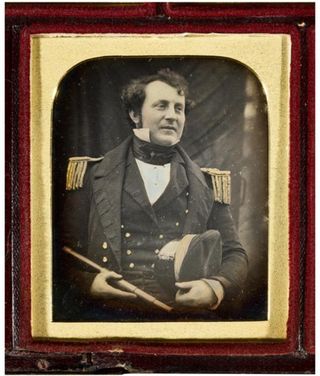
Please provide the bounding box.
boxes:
[129,110,141,128]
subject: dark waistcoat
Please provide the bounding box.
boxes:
[120,150,189,302]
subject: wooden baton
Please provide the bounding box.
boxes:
[63,246,173,312]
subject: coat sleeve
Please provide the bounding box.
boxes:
[207,202,248,299]
[58,170,97,299]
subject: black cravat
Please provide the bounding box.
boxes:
[132,135,177,165]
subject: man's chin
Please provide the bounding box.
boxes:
[152,137,179,147]
[151,132,180,147]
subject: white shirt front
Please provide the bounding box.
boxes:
[135,159,171,205]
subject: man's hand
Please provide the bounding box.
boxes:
[90,270,137,300]
[175,280,217,308]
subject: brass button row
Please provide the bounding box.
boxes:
[126,249,160,256]
[125,233,165,240]
[128,263,156,270]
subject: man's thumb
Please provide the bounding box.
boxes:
[175,281,193,289]
[108,271,123,280]
[100,270,122,280]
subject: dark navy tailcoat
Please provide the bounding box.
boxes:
[59,136,248,320]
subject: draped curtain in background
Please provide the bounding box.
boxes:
[53,58,268,320]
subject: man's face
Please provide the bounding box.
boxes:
[137,80,186,146]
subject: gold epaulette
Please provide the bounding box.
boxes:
[66,156,103,191]
[201,167,231,204]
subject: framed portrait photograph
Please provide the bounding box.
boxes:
[32,33,286,340]
[6,3,314,374]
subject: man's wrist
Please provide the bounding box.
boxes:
[201,278,225,309]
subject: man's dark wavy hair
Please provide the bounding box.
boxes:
[121,68,195,127]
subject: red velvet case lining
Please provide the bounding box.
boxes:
[6,2,314,370]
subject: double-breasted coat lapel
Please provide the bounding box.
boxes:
[176,146,214,235]
[91,137,132,266]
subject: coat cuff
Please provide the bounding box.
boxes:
[201,278,225,310]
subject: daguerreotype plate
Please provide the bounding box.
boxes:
[31,33,289,340]
[6,3,314,374]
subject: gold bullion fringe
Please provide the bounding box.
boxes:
[66,156,103,190]
[201,167,231,204]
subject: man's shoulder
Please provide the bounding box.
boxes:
[200,167,231,205]
[177,146,231,205]
[65,136,132,191]
[65,156,104,191]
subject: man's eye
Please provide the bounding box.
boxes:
[156,104,166,110]
[175,106,183,113]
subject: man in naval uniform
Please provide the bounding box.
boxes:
[59,69,248,321]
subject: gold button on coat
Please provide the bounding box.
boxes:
[102,242,108,249]
[155,249,160,254]
[129,262,135,268]
[102,256,108,263]
[159,234,164,239]
[127,250,132,255]
[125,232,131,238]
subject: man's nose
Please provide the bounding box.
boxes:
[164,105,177,120]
